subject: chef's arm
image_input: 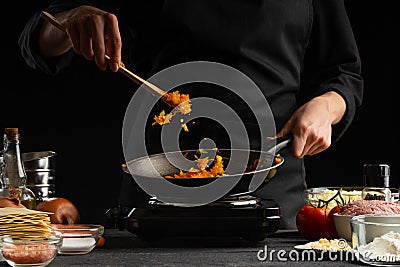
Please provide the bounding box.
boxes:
[39,5,122,72]
[315,91,346,126]
[18,0,122,75]
[38,11,72,59]
[277,0,363,158]
[299,0,363,144]
[276,90,347,158]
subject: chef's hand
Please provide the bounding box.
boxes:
[275,91,346,158]
[38,5,122,72]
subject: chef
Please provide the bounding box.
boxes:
[19,0,363,229]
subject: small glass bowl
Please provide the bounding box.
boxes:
[0,231,62,267]
[303,186,363,208]
[351,214,400,266]
[304,187,399,208]
[50,224,104,255]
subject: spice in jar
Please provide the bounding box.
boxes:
[2,243,56,264]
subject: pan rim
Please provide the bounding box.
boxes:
[123,148,284,179]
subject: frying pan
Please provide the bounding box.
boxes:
[123,138,291,201]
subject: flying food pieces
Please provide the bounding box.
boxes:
[0,207,53,240]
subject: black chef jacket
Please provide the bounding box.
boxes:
[19,0,363,229]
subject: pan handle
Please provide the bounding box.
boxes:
[266,136,292,154]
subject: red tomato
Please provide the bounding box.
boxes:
[327,205,342,239]
[296,203,331,241]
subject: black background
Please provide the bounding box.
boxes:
[4,1,397,225]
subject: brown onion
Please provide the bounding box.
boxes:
[0,196,25,208]
[35,197,80,224]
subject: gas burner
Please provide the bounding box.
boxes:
[125,197,281,243]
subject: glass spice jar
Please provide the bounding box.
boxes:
[361,163,392,201]
[0,128,36,209]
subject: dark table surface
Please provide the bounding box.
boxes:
[0,229,371,267]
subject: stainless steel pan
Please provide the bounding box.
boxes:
[123,138,291,199]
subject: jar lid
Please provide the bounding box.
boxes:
[4,128,19,141]
[363,164,390,187]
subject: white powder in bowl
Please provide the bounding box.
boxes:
[358,231,400,261]
[61,237,96,252]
